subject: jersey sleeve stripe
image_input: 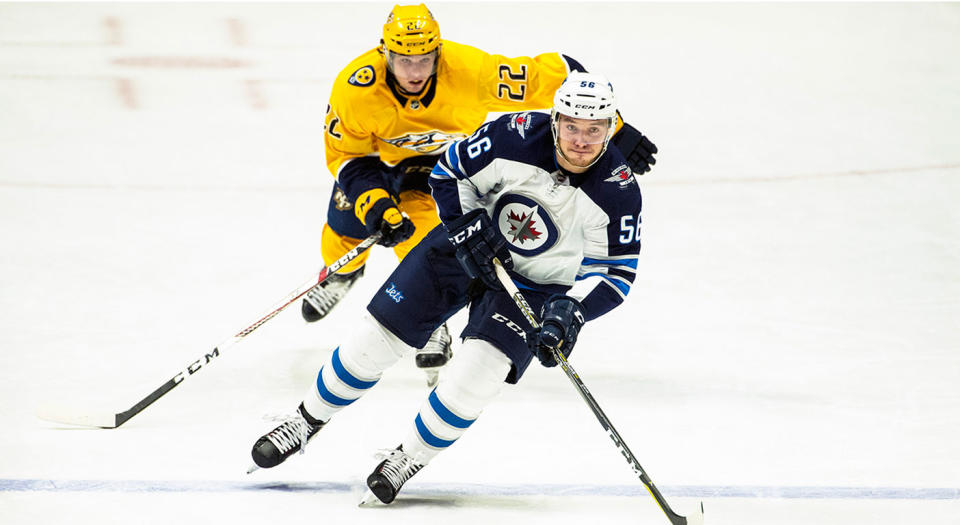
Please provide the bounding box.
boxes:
[442,140,468,179]
[576,271,631,296]
[581,256,638,269]
[606,267,636,281]
[431,162,456,179]
[575,266,635,284]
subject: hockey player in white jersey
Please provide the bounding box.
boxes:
[249,72,644,505]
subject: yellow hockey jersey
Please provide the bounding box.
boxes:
[324,40,583,196]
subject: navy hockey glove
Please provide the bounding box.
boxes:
[528,295,585,368]
[446,208,513,290]
[612,121,658,175]
[355,188,415,248]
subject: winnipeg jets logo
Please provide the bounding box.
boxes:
[510,112,532,139]
[505,206,543,244]
[381,131,466,154]
[493,194,558,256]
[604,164,635,188]
[385,282,405,303]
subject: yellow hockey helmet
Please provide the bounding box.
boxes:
[381,4,441,56]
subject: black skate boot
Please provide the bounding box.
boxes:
[360,446,425,505]
[250,403,325,470]
[301,267,364,322]
[416,323,453,387]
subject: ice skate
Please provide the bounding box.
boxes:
[301,267,364,322]
[249,403,325,472]
[359,446,424,506]
[416,323,453,387]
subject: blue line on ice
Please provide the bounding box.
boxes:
[1,479,957,500]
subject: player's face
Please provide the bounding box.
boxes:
[387,51,437,94]
[556,115,609,172]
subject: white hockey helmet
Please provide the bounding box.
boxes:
[551,71,618,167]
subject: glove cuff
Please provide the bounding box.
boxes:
[542,294,586,329]
[355,188,394,226]
[445,208,490,245]
[445,208,487,231]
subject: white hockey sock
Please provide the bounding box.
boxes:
[303,313,412,422]
[401,338,512,465]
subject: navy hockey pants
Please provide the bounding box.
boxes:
[367,225,551,384]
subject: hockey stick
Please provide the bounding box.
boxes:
[36,232,383,429]
[492,259,704,525]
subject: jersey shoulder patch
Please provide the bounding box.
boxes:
[591,155,643,221]
[602,163,637,189]
[492,111,549,141]
[506,111,536,139]
[347,65,376,87]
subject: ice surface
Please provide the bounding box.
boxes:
[1,3,958,524]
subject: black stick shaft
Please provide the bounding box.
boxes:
[50,233,381,429]
[492,259,695,525]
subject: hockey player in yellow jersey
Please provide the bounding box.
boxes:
[302,4,658,385]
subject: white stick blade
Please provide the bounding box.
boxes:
[35,403,117,428]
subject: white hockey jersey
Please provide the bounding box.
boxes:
[429,112,642,321]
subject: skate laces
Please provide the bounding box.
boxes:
[374,448,423,489]
[420,324,452,357]
[264,412,314,455]
[304,273,357,315]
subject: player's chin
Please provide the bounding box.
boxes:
[570,151,599,165]
[403,81,426,93]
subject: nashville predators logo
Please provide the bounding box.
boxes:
[333,188,353,211]
[381,130,466,154]
[348,66,376,87]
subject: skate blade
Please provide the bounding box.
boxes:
[358,489,385,507]
[424,369,439,388]
[686,501,706,525]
